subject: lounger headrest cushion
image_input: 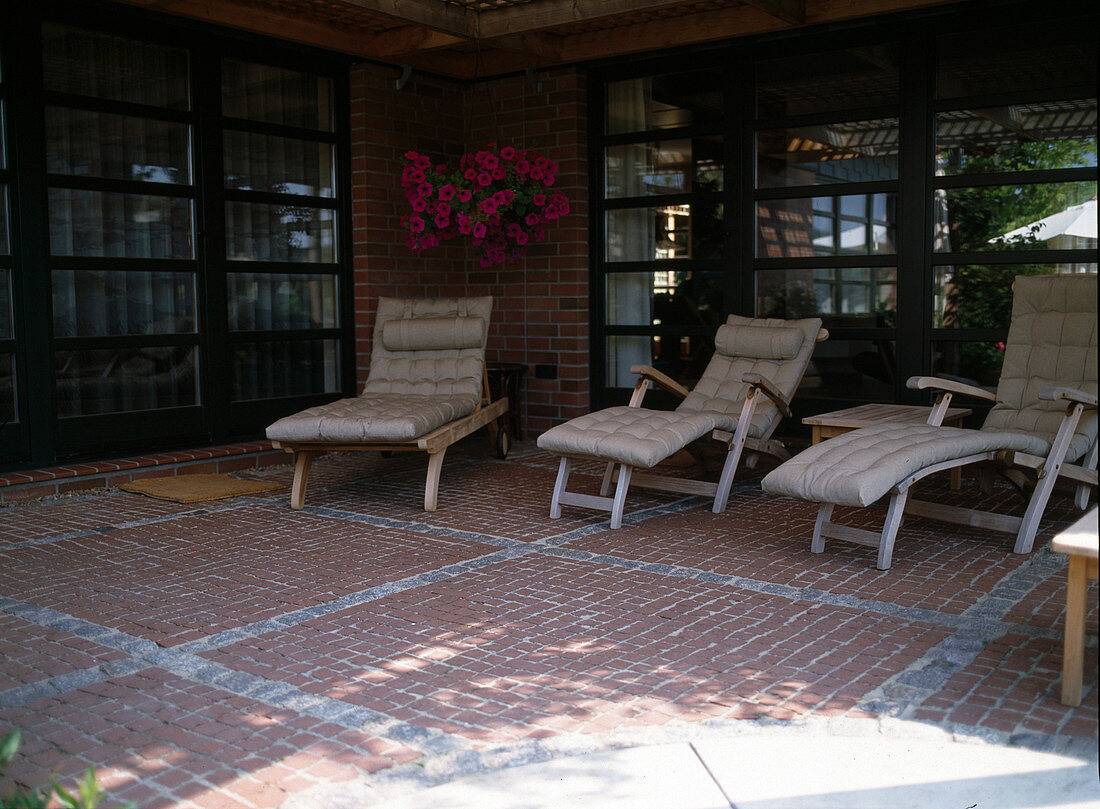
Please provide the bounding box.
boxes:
[714,323,804,360]
[382,316,485,352]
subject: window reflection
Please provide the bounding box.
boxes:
[231,339,338,401]
[222,59,333,132]
[606,203,723,261]
[933,264,1097,329]
[757,119,899,188]
[605,137,722,198]
[757,45,899,118]
[606,71,723,134]
[935,182,1096,252]
[46,108,192,184]
[757,194,895,257]
[224,131,335,197]
[756,267,897,326]
[936,100,1096,175]
[227,273,338,330]
[225,202,335,263]
[48,189,193,259]
[52,270,194,337]
[55,347,197,416]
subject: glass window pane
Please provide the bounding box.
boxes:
[606,203,723,261]
[605,71,723,134]
[935,181,1097,252]
[227,273,338,330]
[605,137,723,198]
[52,270,195,337]
[231,339,339,401]
[0,353,13,426]
[42,23,190,109]
[756,267,897,327]
[757,44,899,118]
[0,185,8,254]
[48,189,194,258]
[932,341,1004,390]
[605,270,723,327]
[0,269,9,338]
[932,264,1098,328]
[224,131,335,197]
[936,100,1096,176]
[45,108,192,184]
[225,202,336,263]
[757,119,899,188]
[758,194,896,258]
[222,59,333,132]
[805,338,896,401]
[937,27,1097,100]
[607,334,718,388]
[55,346,198,416]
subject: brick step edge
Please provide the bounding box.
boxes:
[0,441,291,505]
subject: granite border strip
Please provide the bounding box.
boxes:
[0,596,470,754]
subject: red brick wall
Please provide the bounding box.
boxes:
[350,65,590,436]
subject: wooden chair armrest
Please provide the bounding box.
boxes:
[1040,386,1098,408]
[816,327,830,343]
[906,375,997,403]
[630,364,691,400]
[742,373,793,419]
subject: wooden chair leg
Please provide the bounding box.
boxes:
[424,449,447,512]
[550,457,571,519]
[1075,443,1097,511]
[600,462,616,496]
[610,464,633,529]
[289,451,316,510]
[1015,403,1084,554]
[811,503,834,554]
[876,491,910,570]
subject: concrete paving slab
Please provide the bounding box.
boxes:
[374,743,730,809]
[694,736,1100,809]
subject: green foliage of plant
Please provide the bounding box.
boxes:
[1,732,133,809]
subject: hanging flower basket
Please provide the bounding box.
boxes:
[400,144,571,267]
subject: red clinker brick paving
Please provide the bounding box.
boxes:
[204,553,949,746]
[0,668,418,809]
[0,614,127,690]
[1,502,501,647]
[1,444,1096,808]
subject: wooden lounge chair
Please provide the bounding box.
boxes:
[762,273,1097,569]
[537,314,827,528]
[266,296,509,511]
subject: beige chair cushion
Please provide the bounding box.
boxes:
[982,274,1097,463]
[363,296,492,400]
[266,392,480,443]
[714,323,803,361]
[382,315,485,352]
[761,423,1051,507]
[679,314,822,437]
[536,406,720,468]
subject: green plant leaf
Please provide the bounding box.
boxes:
[0,731,20,768]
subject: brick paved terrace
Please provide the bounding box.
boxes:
[1,439,1096,808]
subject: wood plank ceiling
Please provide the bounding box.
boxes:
[115,0,966,78]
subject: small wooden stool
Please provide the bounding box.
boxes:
[1051,508,1098,707]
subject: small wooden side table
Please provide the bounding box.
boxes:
[1052,508,1098,707]
[803,403,972,489]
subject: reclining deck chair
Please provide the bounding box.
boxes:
[763,274,1097,569]
[266,296,509,511]
[537,315,827,528]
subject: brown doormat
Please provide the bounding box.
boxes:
[118,473,283,503]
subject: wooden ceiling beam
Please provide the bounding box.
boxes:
[742,0,806,25]
[115,0,394,59]
[554,5,790,63]
[475,0,711,38]
[333,0,474,38]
